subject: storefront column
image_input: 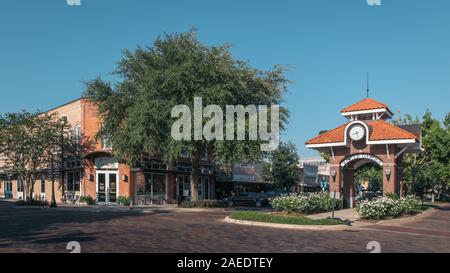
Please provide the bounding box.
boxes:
[167,173,176,204]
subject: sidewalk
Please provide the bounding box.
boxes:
[307,208,360,222]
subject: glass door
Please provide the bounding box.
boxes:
[97,173,107,203]
[108,173,117,204]
[97,172,118,205]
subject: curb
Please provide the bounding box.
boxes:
[223,216,356,231]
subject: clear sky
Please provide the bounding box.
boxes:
[0,0,449,157]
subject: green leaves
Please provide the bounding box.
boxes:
[84,30,290,169]
[393,111,450,197]
[262,141,299,189]
[0,111,81,201]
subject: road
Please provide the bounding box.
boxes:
[0,201,449,253]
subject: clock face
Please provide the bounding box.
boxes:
[349,125,365,141]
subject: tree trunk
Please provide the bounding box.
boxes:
[190,147,201,202]
[28,175,35,201]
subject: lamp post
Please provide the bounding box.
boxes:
[60,117,67,203]
[50,157,57,208]
[330,169,337,219]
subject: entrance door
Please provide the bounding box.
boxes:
[97,171,118,205]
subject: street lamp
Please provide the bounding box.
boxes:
[60,117,67,203]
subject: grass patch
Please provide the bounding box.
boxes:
[229,211,344,226]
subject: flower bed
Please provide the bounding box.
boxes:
[356,195,422,220]
[271,192,338,214]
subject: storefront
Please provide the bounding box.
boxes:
[176,175,213,201]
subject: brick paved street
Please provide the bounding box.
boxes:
[0,201,449,253]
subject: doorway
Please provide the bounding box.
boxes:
[97,171,118,205]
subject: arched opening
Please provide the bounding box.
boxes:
[354,162,383,201]
[339,154,385,208]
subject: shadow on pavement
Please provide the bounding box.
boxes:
[0,200,168,250]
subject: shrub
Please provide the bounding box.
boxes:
[399,195,421,215]
[117,196,131,206]
[79,196,94,205]
[179,200,227,208]
[15,199,49,207]
[271,192,338,214]
[356,195,422,220]
[384,192,399,200]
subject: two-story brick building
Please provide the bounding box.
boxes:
[0,98,216,205]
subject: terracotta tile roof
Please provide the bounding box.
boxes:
[366,120,418,141]
[305,123,349,145]
[341,98,390,113]
[306,120,417,145]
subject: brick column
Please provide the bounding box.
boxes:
[383,163,397,195]
[328,164,341,193]
[342,168,355,208]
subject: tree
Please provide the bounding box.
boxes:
[262,141,299,189]
[0,112,80,204]
[354,164,382,192]
[84,31,290,201]
[393,111,450,199]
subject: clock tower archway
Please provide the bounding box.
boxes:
[306,98,422,208]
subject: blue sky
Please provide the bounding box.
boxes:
[0,0,449,157]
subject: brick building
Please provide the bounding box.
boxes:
[0,98,216,205]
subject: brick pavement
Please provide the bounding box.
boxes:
[0,201,449,253]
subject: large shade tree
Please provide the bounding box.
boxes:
[84,31,290,201]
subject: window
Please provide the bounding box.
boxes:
[6,181,12,192]
[101,137,112,150]
[143,174,166,196]
[41,179,45,194]
[66,172,80,192]
[180,148,189,158]
[17,178,24,192]
[75,125,81,146]
[100,123,112,150]
[201,150,208,161]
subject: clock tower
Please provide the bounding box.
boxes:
[306,98,422,208]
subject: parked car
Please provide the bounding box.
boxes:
[227,192,270,207]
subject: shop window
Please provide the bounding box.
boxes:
[17,178,24,192]
[66,172,80,192]
[41,179,45,194]
[142,174,166,196]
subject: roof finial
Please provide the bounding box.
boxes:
[366,72,370,98]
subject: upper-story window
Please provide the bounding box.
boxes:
[75,125,81,145]
[101,136,112,150]
[100,123,112,150]
[201,150,208,161]
[180,148,189,158]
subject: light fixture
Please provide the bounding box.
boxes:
[385,167,392,181]
[121,174,128,182]
[88,174,94,182]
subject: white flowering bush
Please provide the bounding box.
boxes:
[356,195,421,220]
[271,192,337,213]
[399,195,422,215]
